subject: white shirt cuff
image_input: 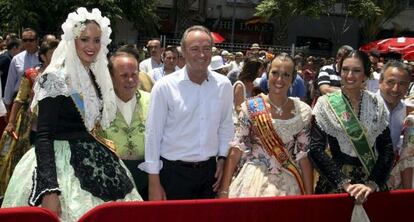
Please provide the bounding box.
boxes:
[138,160,163,174]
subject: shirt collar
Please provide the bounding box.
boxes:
[179,66,213,84]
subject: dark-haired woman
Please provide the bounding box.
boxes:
[309,50,394,204]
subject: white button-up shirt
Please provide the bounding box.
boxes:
[139,67,234,174]
[377,91,406,152]
[139,57,163,74]
[4,50,40,105]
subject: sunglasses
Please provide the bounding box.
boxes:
[22,38,36,43]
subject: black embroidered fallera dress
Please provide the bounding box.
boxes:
[1,73,141,222]
[309,91,395,194]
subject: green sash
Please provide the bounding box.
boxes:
[326,92,376,174]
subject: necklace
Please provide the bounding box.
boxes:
[268,97,289,116]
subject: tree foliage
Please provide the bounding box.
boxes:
[255,0,406,45]
[0,0,159,38]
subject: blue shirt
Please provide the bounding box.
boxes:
[377,91,405,152]
[4,50,40,105]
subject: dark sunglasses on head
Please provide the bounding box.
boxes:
[22,38,36,43]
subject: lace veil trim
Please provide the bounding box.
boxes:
[30,7,116,131]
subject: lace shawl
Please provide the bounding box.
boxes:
[313,90,389,157]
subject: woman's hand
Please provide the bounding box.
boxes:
[4,123,15,133]
[41,193,62,217]
[217,190,229,199]
[344,183,375,204]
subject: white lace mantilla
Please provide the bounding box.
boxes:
[31,70,102,131]
[313,90,389,157]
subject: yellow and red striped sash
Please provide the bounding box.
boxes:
[247,96,305,194]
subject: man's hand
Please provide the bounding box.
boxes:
[148,174,167,201]
[212,158,225,192]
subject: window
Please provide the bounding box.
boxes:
[408,0,414,8]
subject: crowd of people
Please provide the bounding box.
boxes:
[0,7,413,222]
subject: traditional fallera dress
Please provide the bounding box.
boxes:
[1,70,141,222]
[310,90,394,193]
[229,96,311,197]
[388,112,414,189]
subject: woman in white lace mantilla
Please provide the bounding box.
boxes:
[309,50,394,204]
[219,53,314,198]
[1,8,141,222]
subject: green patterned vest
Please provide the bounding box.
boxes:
[104,90,150,160]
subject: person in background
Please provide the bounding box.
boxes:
[209,55,230,76]
[42,34,57,44]
[139,39,162,73]
[106,51,151,200]
[219,53,314,198]
[233,58,263,117]
[4,28,40,111]
[1,8,141,221]
[378,61,411,154]
[139,25,234,200]
[309,50,394,204]
[229,52,244,71]
[0,39,59,197]
[176,46,186,69]
[317,45,353,95]
[378,61,412,190]
[149,46,179,82]
[0,38,22,95]
[366,50,382,93]
[117,44,154,92]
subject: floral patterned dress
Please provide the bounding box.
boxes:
[388,113,414,189]
[229,97,312,197]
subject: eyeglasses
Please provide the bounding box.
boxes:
[22,38,36,43]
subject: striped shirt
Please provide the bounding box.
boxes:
[317,63,341,88]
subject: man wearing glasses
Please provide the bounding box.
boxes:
[3,28,40,112]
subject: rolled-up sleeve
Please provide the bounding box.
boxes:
[138,83,167,174]
[218,81,235,157]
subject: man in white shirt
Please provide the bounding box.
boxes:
[377,60,411,155]
[139,39,163,73]
[139,26,234,200]
[149,46,179,82]
[4,28,40,108]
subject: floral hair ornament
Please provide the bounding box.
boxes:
[31,7,117,131]
[61,7,111,47]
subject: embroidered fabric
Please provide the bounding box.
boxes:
[272,98,311,144]
[313,90,389,157]
[69,137,134,201]
[30,7,116,131]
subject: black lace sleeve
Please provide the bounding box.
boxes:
[368,127,395,189]
[29,96,64,206]
[309,118,346,187]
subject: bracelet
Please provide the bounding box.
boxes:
[217,156,227,161]
[366,181,379,192]
[219,190,229,194]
